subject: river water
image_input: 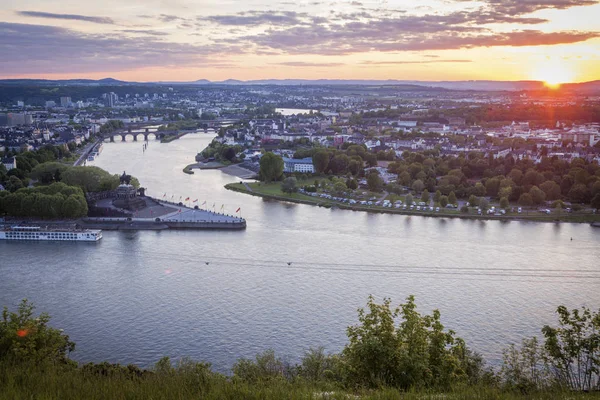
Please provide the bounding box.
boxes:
[1,132,599,371]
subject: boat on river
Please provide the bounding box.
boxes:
[0,225,102,241]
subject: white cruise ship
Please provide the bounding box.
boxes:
[0,226,102,242]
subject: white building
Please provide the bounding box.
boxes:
[2,157,17,171]
[283,157,315,173]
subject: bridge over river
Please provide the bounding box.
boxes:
[103,119,241,142]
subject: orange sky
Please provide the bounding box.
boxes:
[1,0,599,82]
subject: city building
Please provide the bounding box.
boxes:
[45,101,56,108]
[60,97,72,108]
[7,113,33,126]
[105,92,118,107]
[283,157,315,173]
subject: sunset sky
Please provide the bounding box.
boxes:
[0,0,599,82]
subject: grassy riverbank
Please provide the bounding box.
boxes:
[1,365,594,400]
[225,182,600,223]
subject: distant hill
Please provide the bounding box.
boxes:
[0,78,599,93]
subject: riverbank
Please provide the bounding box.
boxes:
[225,182,600,224]
[183,162,257,179]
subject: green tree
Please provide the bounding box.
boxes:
[412,179,425,193]
[0,299,75,365]
[434,190,441,204]
[501,337,550,392]
[367,173,383,192]
[542,305,600,391]
[312,150,330,174]
[259,152,284,183]
[343,295,477,390]
[500,197,509,209]
[479,197,489,210]
[468,195,478,207]
[281,177,298,195]
[529,186,546,205]
[421,189,430,203]
[333,181,347,195]
[346,178,358,190]
[591,194,600,209]
[440,195,449,208]
[405,194,414,206]
[348,159,362,176]
[448,191,457,205]
[519,193,533,207]
[539,181,561,201]
[364,153,378,168]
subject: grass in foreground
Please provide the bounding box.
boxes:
[1,364,598,400]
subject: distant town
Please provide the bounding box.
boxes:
[1,80,599,221]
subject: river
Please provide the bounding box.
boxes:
[1,132,599,372]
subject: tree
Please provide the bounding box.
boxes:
[364,153,377,168]
[348,159,362,176]
[591,193,600,209]
[468,195,478,207]
[367,173,383,192]
[330,154,350,175]
[346,178,358,190]
[518,193,533,207]
[434,190,442,204]
[501,337,550,392]
[542,305,600,391]
[342,295,478,390]
[448,191,457,205]
[0,299,75,365]
[333,181,347,195]
[405,194,414,205]
[259,152,284,183]
[440,195,449,208]
[472,182,486,196]
[500,197,509,209]
[5,176,24,192]
[479,197,489,210]
[421,189,430,203]
[529,186,546,205]
[312,150,330,174]
[412,179,425,193]
[281,177,298,195]
[568,183,591,204]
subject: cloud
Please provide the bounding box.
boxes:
[17,11,115,25]
[273,61,344,67]
[0,22,241,74]
[202,11,309,26]
[226,13,599,55]
[119,29,169,36]
[361,59,473,64]
[483,0,599,15]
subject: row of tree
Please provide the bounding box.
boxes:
[0,182,88,218]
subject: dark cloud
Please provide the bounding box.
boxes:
[0,22,241,74]
[17,11,115,25]
[202,11,309,26]
[274,61,344,67]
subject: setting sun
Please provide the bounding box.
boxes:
[533,59,577,87]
